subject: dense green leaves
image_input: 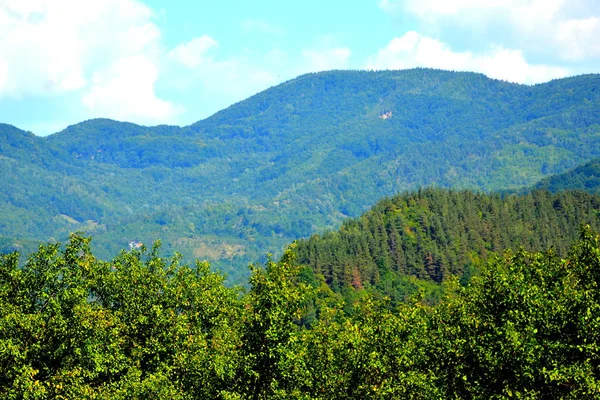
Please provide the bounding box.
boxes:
[425,228,600,398]
[3,227,600,398]
[0,235,243,399]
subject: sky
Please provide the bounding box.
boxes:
[1,0,599,136]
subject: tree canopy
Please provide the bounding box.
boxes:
[2,226,600,398]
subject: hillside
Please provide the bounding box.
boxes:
[294,189,600,302]
[2,69,600,281]
[531,158,600,193]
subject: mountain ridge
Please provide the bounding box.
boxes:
[16,69,599,140]
[2,68,600,281]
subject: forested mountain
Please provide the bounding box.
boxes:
[294,189,600,302]
[2,69,600,281]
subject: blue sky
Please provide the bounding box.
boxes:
[1,0,599,135]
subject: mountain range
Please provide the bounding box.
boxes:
[2,68,600,282]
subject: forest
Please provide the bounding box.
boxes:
[295,188,600,304]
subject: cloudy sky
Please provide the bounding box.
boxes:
[1,0,599,135]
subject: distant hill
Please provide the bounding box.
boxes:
[531,158,600,194]
[293,188,600,303]
[2,68,600,281]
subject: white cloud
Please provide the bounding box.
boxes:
[0,0,86,96]
[555,17,600,60]
[83,55,180,122]
[167,35,219,69]
[165,36,280,101]
[381,0,563,21]
[0,58,8,93]
[241,19,285,35]
[379,0,600,62]
[0,0,179,122]
[301,47,351,72]
[367,32,569,84]
[0,1,332,127]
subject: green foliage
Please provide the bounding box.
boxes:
[4,68,600,397]
[237,246,316,398]
[0,234,243,399]
[425,226,600,398]
[3,227,600,397]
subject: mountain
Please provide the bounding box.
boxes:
[2,68,600,281]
